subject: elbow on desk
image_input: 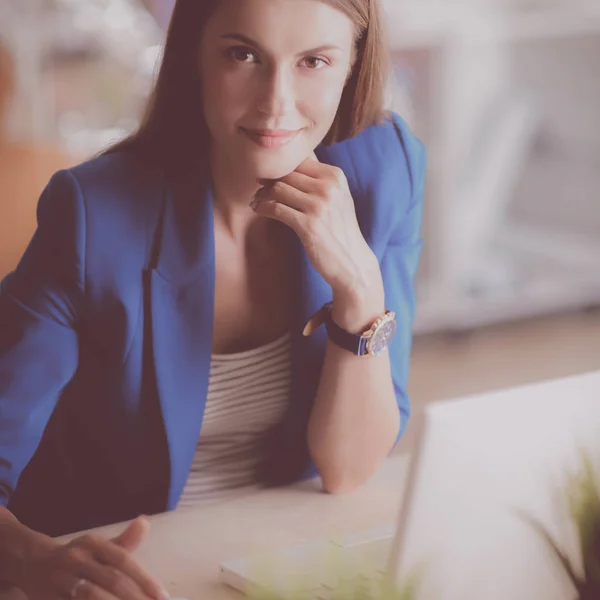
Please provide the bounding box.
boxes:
[320,470,370,496]
[322,480,361,496]
[312,440,396,495]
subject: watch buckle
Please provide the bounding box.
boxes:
[302,302,332,337]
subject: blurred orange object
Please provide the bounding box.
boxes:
[0,39,70,281]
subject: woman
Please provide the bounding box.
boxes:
[0,0,425,597]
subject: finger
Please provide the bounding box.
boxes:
[94,547,166,600]
[279,171,321,195]
[79,535,167,600]
[296,161,347,191]
[43,569,88,600]
[252,199,305,234]
[111,516,150,552]
[62,543,145,600]
[72,579,120,600]
[255,181,315,213]
[77,562,148,600]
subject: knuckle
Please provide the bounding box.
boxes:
[331,166,346,185]
[80,533,100,548]
[317,180,334,198]
[271,181,285,195]
[65,546,88,565]
[309,201,325,218]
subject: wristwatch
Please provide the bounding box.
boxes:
[303,302,397,357]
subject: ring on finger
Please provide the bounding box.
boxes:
[70,578,88,599]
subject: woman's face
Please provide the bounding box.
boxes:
[199,0,356,181]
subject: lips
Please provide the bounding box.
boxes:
[241,127,302,149]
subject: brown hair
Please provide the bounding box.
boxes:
[105,0,389,173]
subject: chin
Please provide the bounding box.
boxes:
[253,162,299,181]
[250,150,314,181]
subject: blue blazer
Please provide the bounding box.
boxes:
[0,113,425,536]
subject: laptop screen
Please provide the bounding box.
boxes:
[390,372,600,600]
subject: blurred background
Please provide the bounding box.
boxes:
[1,0,599,440]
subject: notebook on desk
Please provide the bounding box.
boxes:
[221,372,600,600]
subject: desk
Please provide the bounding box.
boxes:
[5,371,600,599]
[53,456,408,599]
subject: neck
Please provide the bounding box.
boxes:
[210,146,265,239]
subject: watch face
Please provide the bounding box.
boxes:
[369,317,397,356]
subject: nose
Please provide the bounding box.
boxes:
[255,64,295,118]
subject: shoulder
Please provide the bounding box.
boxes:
[67,150,163,203]
[49,150,166,239]
[34,150,166,278]
[316,112,426,248]
[318,111,426,206]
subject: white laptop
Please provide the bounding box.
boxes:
[221,372,600,600]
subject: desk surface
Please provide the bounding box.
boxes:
[59,455,409,600]
[6,370,600,600]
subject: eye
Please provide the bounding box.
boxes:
[302,56,329,70]
[227,46,259,64]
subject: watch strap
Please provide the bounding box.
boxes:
[302,302,372,356]
[323,306,370,356]
[302,302,395,357]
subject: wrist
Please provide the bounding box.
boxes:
[0,520,55,588]
[331,282,385,334]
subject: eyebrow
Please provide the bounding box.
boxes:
[220,33,343,55]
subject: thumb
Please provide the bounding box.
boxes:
[111,515,151,552]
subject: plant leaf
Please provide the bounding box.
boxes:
[514,508,583,592]
[564,452,600,590]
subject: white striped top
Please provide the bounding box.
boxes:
[178,332,292,508]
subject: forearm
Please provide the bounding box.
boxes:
[0,506,54,588]
[307,277,401,494]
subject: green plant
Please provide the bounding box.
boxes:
[247,572,420,600]
[244,544,424,600]
[521,453,600,600]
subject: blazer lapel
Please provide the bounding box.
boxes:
[147,169,215,510]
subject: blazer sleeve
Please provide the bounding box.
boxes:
[0,170,84,507]
[380,115,426,445]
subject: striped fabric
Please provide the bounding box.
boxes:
[178,332,292,508]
